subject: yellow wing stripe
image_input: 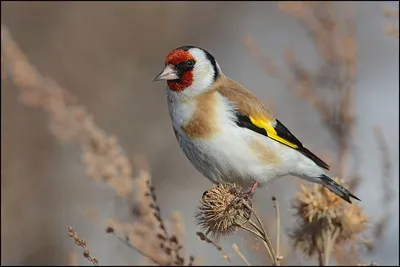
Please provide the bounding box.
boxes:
[248,116,299,149]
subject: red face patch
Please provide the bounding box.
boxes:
[167,71,194,92]
[164,49,196,92]
[165,49,194,65]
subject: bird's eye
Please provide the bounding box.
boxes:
[185,59,195,67]
[176,59,196,71]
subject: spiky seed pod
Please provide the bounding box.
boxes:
[195,183,252,237]
[291,178,368,257]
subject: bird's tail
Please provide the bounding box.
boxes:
[319,174,361,203]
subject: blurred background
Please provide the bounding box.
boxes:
[1,1,399,265]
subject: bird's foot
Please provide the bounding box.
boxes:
[227,182,259,210]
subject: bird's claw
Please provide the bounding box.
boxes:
[227,188,254,210]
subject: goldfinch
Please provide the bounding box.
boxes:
[154,45,360,203]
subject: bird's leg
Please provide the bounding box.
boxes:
[243,181,259,200]
[250,181,259,196]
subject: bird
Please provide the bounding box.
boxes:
[153,45,360,203]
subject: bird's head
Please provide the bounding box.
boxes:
[154,45,221,98]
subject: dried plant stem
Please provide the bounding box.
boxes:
[246,203,279,266]
[111,231,163,265]
[246,204,267,238]
[196,232,232,264]
[272,197,282,263]
[232,243,251,266]
[237,223,266,242]
[322,228,340,266]
[249,221,279,265]
[318,252,324,266]
[246,219,266,240]
[67,226,99,266]
[239,224,275,265]
[374,126,394,203]
[237,214,278,265]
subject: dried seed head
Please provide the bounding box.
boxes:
[195,183,252,237]
[339,202,368,243]
[83,249,90,258]
[291,178,368,257]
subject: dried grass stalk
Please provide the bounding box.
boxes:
[2,24,197,266]
[232,243,251,266]
[67,226,99,266]
[106,171,197,265]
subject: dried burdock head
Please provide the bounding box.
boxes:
[295,178,345,224]
[195,183,252,237]
[290,178,368,258]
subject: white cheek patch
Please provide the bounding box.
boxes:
[193,63,214,86]
[186,48,216,95]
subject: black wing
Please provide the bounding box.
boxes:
[235,111,330,170]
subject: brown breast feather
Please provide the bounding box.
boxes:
[181,90,220,139]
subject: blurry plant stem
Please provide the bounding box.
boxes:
[318,252,324,266]
[113,234,163,265]
[232,243,251,266]
[272,197,282,263]
[318,228,340,266]
[238,222,276,264]
[237,202,280,266]
[196,232,232,264]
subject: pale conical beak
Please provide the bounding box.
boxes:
[153,65,179,82]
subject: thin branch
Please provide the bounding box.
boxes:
[106,227,164,266]
[323,228,340,266]
[232,243,251,266]
[237,223,267,242]
[237,222,276,266]
[272,196,282,263]
[67,226,99,266]
[195,232,232,264]
[246,219,267,241]
[373,126,394,203]
[318,251,324,266]
[244,203,278,265]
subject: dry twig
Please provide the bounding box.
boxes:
[232,243,251,266]
[106,171,196,266]
[196,232,232,264]
[67,226,99,266]
[272,197,283,263]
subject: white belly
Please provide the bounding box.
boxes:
[176,124,293,189]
